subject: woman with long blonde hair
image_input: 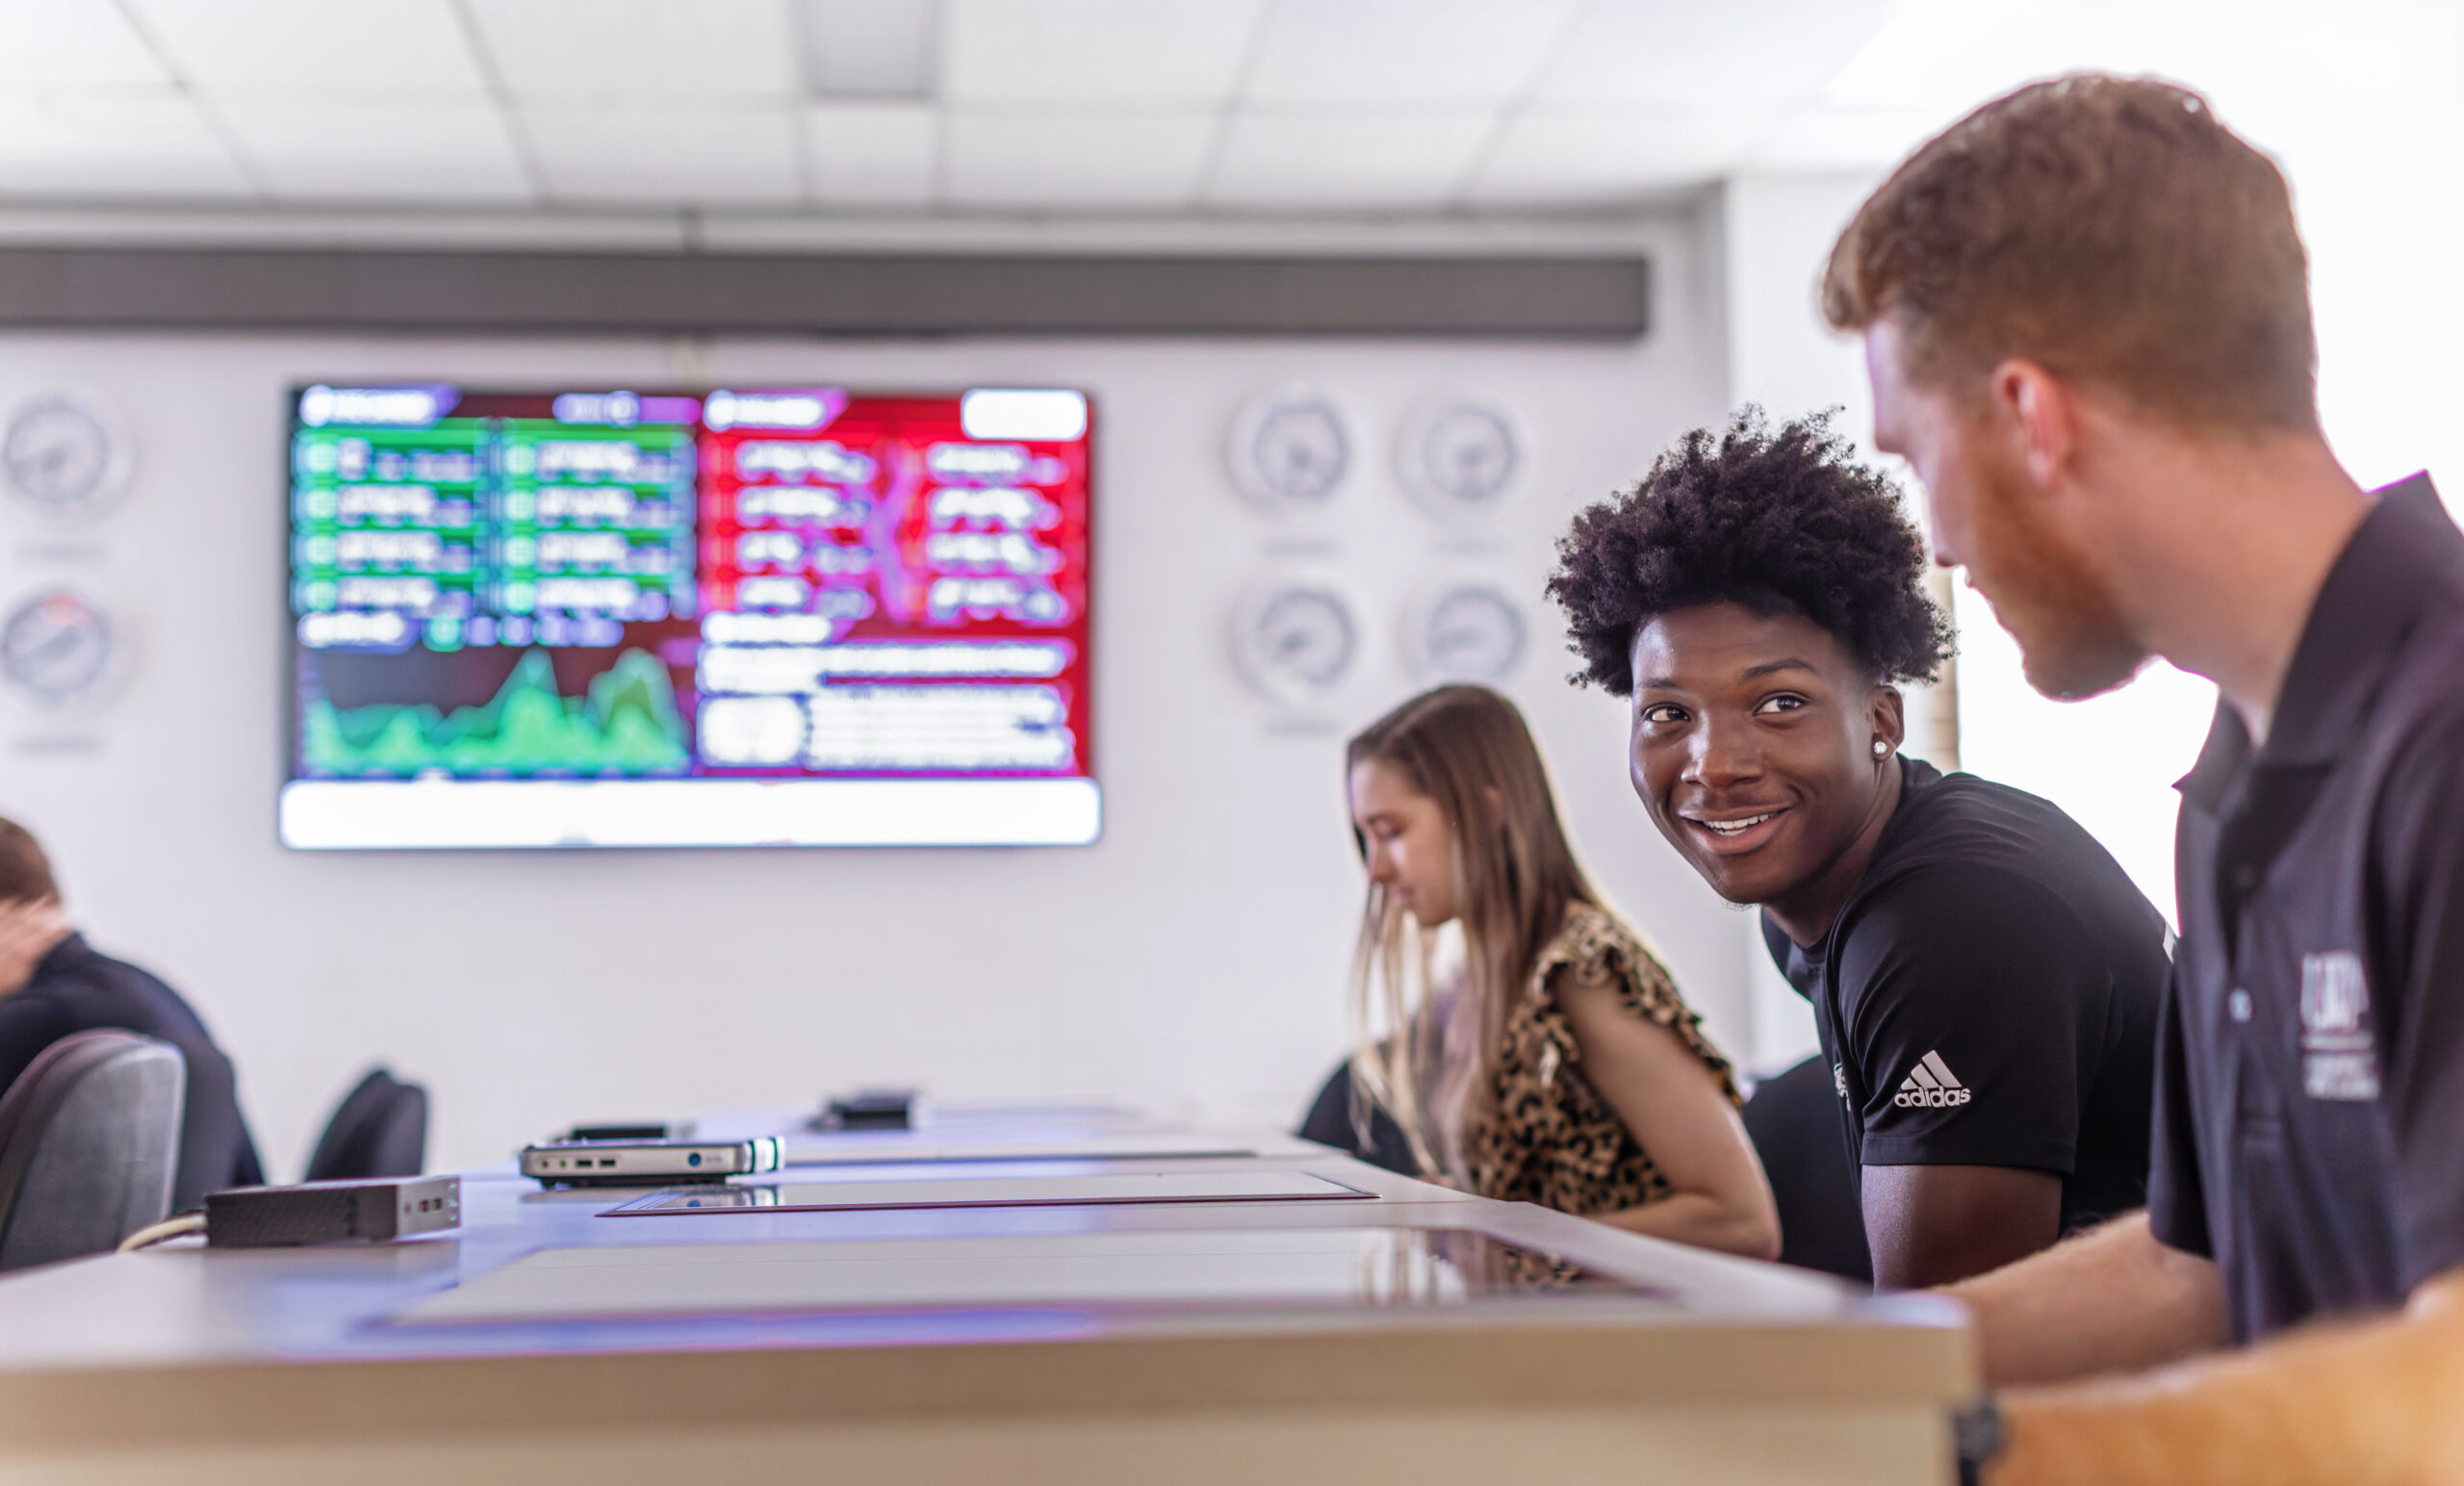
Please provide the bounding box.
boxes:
[1343,683,1779,1258]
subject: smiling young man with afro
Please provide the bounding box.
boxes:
[1549,407,2169,1294]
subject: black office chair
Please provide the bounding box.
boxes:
[304,1067,428,1183]
[167,1041,260,1212]
[0,1030,186,1271]
[1296,1059,1417,1176]
[1741,1054,1873,1283]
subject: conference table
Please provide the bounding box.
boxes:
[0,1103,1974,1484]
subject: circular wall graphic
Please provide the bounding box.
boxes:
[1227,385,1351,516]
[1231,577,1360,705]
[1,588,118,706]
[1396,397,1522,522]
[3,394,132,522]
[1407,581,1527,683]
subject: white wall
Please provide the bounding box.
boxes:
[1719,172,1957,1075]
[0,214,1759,1173]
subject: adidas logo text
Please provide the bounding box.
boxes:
[1894,1050,1973,1109]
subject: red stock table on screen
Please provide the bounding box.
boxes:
[693,394,1093,783]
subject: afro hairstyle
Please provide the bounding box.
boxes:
[1548,407,1954,696]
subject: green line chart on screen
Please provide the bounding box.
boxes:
[303,649,690,779]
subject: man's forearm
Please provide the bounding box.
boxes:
[1946,1212,2228,1385]
[1990,1268,2464,1486]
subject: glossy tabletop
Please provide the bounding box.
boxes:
[0,1106,1976,1485]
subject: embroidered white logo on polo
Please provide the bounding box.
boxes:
[2300,950,2379,1101]
[1893,1050,1973,1108]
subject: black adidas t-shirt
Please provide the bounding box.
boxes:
[1765,758,2169,1236]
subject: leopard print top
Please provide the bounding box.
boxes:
[1461,902,1739,1218]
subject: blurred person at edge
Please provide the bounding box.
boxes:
[1341,684,1780,1260]
[1825,74,2464,1485]
[0,818,263,1191]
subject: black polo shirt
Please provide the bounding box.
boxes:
[1768,758,2169,1236]
[2150,474,2464,1342]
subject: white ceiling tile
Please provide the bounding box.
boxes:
[126,0,487,92]
[0,1,172,85]
[944,0,1265,106]
[1207,112,1496,210]
[0,88,253,196]
[945,112,1213,208]
[1812,0,2405,123]
[472,0,799,103]
[1467,108,1772,205]
[1748,104,1938,172]
[217,97,530,202]
[798,0,939,100]
[1245,0,1583,107]
[1530,0,1895,107]
[806,102,937,206]
[521,104,800,203]
[1816,0,2075,115]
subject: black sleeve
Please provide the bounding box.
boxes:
[2143,958,2211,1256]
[2380,720,2464,1291]
[1834,866,2106,1173]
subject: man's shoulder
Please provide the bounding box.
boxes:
[42,936,175,990]
[2364,677,2464,879]
[1890,767,2097,859]
[1861,774,2117,918]
[1838,854,2080,960]
[1829,846,2154,1032]
[24,940,203,1038]
[2379,616,2464,744]
[1876,767,2153,916]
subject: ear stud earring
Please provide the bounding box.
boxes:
[1874,739,1890,757]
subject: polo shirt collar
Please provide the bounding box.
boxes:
[2176,705,2248,816]
[2178,473,2460,809]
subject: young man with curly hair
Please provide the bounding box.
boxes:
[1549,408,2170,1294]
[1819,73,2464,1486]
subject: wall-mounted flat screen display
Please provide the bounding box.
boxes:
[280,385,1095,849]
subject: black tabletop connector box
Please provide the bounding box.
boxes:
[203,1176,461,1248]
[814,1089,916,1132]
[562,1122,680,1142]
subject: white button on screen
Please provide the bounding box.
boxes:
[962,389,1088,441]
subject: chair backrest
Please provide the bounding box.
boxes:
[1296,1058,1417,1176]
[304,1067,427,1183]
[1741,1054,1873,1283]
[167,1040,245,1213]
[0,1030,186,1272]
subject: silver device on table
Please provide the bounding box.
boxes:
[521,1136,783,1188]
